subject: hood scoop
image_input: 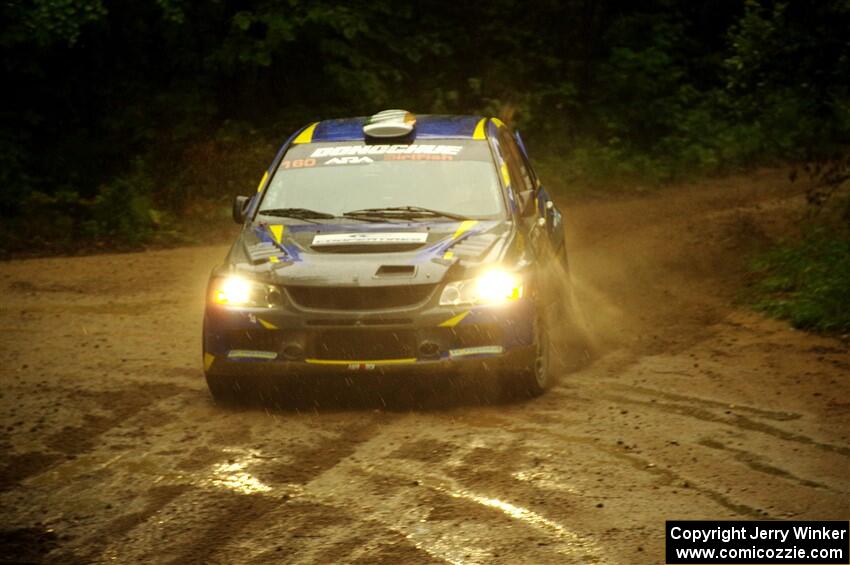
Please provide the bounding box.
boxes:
[246,241,286,264]
[375,265,416,278]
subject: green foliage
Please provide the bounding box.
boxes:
[155,0,185,25]
[722,0,850,156]
[749,230,850,333]
[210,9,297,70]
[2,0,850,253]
[0,160,158,254]
[725,1,789,95]
[1,0,106,48]
[85,161,157,245]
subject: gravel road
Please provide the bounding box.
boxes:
[1,169,848,564]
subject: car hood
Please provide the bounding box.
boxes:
[225,219,518,287]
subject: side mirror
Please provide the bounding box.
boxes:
[517,189,536,217]
[232,195,251,224]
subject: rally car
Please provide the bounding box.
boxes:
[203,109,570,402]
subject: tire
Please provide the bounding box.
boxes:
[510,309,553,397]
[205,372,244,405]
[556,241,571,277]
[549,243,592,371]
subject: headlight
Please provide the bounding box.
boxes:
[439,269,523,306]
[209,276,282,308]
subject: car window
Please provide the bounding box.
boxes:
[512,133,538,188]
[494,128,531,193]
[260,139,505,220]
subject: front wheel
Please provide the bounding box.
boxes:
[508,310,553,397]
[205,372,243,405]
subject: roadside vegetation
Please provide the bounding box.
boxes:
[751,230,850,333]
[748,159,850,334]
[1,1,848,330]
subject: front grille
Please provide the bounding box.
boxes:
[286,284,436,311]
[312,329,417,360]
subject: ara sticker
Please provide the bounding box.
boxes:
[324,156,374,165]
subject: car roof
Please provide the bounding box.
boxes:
[297,114,489,143]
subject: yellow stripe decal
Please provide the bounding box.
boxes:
[500,162,511,186]
[439,311,470,327]
[292,122,318,144]
[269,224,284,244]
[442,220,479,259]
[269,255,279,264]
[472,118,487,139]
[492,117,506,128]
[305,358,417,366]
[256,170,269,193]
[257,317,278,330]
[451,220,478,240]
[203,353,215,371]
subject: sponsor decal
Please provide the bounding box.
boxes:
[324,156,374,165]
[449,345,504,358]
[280,158,316,169]
[348,363,376,371]
[227,350,278,360]
[383,154,455,161]
[311,144,463,158]
[312,232,428,246]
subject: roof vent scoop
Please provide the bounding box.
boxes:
[363,109,416,138]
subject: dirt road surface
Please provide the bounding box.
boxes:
[1,170,848,564]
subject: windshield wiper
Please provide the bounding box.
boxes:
[259,208,337,221]
[343,206,471,221]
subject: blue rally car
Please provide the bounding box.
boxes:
[203,110,570,401]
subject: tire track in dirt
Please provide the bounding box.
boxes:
[0,383,186,492]
[76,485,190,562]
[1,170,848,563]
[78,411,394,562]
[697,439,830,491]
[293,414,614,564]
[600,392,850,457]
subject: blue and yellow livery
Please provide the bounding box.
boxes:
[203,110,569,402]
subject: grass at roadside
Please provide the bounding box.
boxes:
[747,229,850,334]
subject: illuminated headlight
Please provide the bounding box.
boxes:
[209,276,282,308]
[439,270,523,306]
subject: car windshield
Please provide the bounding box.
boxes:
[259,139,505,220]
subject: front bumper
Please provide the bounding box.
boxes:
[203,298,536,376]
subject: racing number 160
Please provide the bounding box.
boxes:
[280,159,316,169]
